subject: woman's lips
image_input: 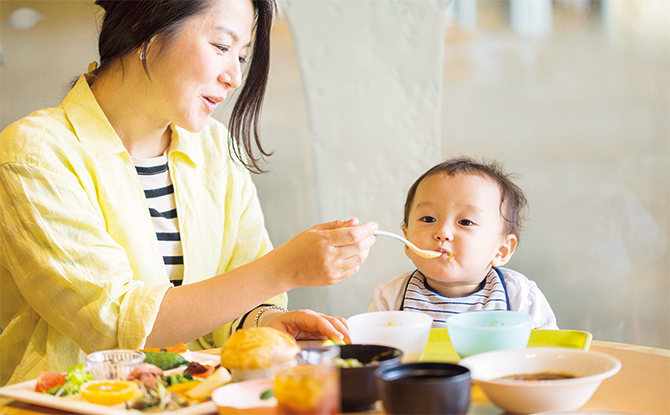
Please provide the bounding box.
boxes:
[202,95,223,112]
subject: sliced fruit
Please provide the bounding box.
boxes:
[186,367,232,399]
[79,380,137,406]
[35,371,66,393]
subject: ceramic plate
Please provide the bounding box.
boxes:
[0,352,220,415]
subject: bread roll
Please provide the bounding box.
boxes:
[221,327,301,370]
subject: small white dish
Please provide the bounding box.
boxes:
[212,378,277,414]
[459,347,621,414]
[347,311,432,362]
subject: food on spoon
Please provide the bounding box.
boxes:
[221,327,300,381]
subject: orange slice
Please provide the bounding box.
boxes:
[80,380,137,406]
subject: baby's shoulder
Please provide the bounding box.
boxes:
[497,267,537,290]
[375,272,413,291]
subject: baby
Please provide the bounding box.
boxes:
[369,157,558,329]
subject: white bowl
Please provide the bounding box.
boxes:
[459,347,621,414]
[347,311,432,362]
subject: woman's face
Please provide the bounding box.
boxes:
[402,173,514,297]
[145,0,254,132]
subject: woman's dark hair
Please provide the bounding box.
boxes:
[94,0,277,173]
[402,157,528,239]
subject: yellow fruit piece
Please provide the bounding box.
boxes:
[186,367,232,399]
[166,380,201,394]
[80,380,137,406]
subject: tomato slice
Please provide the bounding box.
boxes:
[35,371,66,393]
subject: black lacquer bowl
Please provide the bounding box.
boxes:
[339,344,403,412]
[375,362,471,415]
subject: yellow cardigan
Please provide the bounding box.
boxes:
[0,74,286,386]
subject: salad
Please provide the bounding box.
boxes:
[33,345,231,412]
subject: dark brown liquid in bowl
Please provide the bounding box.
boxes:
[497,372,576,381]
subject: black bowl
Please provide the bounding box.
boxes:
[375,362,471,415]
[339,344,403,412]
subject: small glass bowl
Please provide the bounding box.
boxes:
[85,350,146,380]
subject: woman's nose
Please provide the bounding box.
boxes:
[219,60,243,89]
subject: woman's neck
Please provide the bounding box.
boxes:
[90,63,171,158]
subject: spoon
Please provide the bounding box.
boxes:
[373,230,444,259]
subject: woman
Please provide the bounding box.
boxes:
[0,0,378,386]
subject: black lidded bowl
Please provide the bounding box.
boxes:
[339,344,403,412]
[375,362,471,415]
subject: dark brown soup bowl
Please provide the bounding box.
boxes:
[338,344,403,412]
[375,362,471,415]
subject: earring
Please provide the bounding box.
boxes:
[139,50,146,60]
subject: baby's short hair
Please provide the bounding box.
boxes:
[402,157,528,239]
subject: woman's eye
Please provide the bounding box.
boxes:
[239,56,247,64]
[458,219,474,226]
[420,216,436,223]
[213,44,229,53]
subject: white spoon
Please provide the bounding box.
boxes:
[373,230,445,259]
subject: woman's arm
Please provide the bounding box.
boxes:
[145,218,377,347]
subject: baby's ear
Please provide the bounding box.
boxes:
[491,234,518,267]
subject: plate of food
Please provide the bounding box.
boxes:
[0,345,225,415]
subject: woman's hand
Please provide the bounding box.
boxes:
[270,218,378,289]
[262,309,351,343]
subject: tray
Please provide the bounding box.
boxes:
[420,328,592,363]
[0,352,221,415]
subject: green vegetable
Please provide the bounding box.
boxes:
[163,372,193,387]
[260,388,274,400]
[143,351,189,370]
[48,364,94,397]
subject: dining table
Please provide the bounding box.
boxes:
[1,338,668,415]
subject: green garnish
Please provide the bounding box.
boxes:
[142,351,189,370]
[260,389,274,400]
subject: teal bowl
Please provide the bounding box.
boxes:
[446,310,532,358]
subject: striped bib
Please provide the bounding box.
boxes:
[401,268,509,328]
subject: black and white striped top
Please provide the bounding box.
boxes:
[132,154,184,286]
[401,268,510,328]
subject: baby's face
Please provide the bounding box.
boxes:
[403,172,514,297]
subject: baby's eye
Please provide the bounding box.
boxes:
[420,216,436,223]
[458,219,474,226]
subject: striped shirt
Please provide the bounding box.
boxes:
[132,153,184,285]
[401,268,509,328]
